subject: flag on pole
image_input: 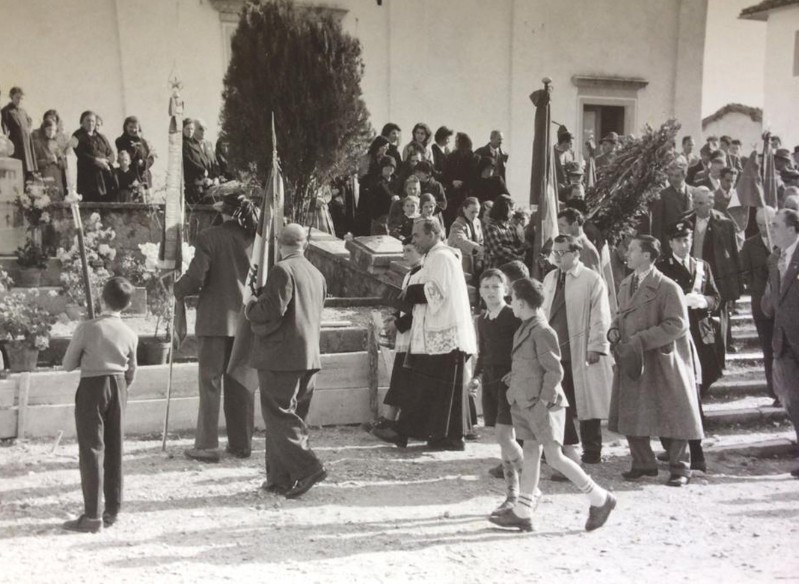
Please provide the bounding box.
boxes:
[761,141,778,209]
[529,79,560,279]
[227,114,285,392]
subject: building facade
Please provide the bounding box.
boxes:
[0,0,707,204]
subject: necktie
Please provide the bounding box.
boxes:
[558,271,566,289]
[779,251,788,292]
[630,274,639,295]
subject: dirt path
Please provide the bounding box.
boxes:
[1,427,798,583]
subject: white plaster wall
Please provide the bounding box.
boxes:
[762,6,799,149]
[703,112,763,153]
[0,0,707,203]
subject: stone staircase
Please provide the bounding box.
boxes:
[702,296,793,454]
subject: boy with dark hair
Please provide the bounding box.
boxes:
[62,277,139,533]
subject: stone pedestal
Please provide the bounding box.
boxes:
[0,158,24,255]
[345,235,403,276]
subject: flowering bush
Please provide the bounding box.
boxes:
[57,212,117,310]
[0,289,58,350]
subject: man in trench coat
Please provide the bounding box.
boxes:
[608,235,704,487]
[542,235,613,466]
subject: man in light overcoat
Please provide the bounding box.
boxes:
[608,235,703,487]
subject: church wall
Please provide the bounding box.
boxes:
[761,6,799,149]
[0,0,707,206]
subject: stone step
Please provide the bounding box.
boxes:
[703,395,788,430]
[707,377,768,399]
[725,351,764,367]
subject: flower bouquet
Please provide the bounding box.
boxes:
[0,288,58,371]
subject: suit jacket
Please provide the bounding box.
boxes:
[246,251,327,371]
[174,220,253,337]
[650,184,692,247]
[762,243,799,359]
[608,268,703,439]
[682,210,741,302]
[656,252,723,388]
[431,143,449,178]
[474,143,508,181]
[686,161,705,185]
[506,314,567,408]
[740,234,773,321]
[447,215,484,276]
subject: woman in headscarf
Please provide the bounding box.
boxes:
[401,122,433,163]
[115,116,154,189]
[73,111,115,202]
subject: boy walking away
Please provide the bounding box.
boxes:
[62,277,138,533]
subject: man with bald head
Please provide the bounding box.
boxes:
[246,223,328,498]
[475,130,508,181]
[683,186,741,365]
[741,207,778,403]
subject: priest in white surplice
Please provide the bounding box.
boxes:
[377,218,477,451]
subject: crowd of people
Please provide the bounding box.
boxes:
[11,102,799,534]
[0,85,233,204]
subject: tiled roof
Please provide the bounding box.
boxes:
[740,0,799,20]
[701,103,763,129]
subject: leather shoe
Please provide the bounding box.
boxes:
[102,511,118,528]
[427,438,465,451]
[285,467,328,499]
[656,451,669,462]
[622,468,658,481]
[62,515,102,533]
[585,492,617,532]
[582,453,602,465]
[488,509,533,532]
[488,463,504,479]
[666,475,690,487]
[225,445,251,459]
[260,480,289,495]
[371,427,408,448]
[490,497,518,517]
[184,448,220,463]
[690,460,707,473]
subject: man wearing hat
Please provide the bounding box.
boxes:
[775,148,794,174]
[651,161,693,248]
[474,130,508,182]
[561,161,585,201]
[696,150,727,191]
[656,221,723,473]
[246,224,328,496]
[1,87,37,176]
[608,235,703,487]
[595,132,619,169]
[174,192,258,462]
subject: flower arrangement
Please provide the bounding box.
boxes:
[15,176,57,269]
[0,288,58,351]
[15,177,54,229]
[57,212,117,310]
[120,241,195,340]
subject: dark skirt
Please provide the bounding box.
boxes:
[383,351,413,408]
[395,350,466,441]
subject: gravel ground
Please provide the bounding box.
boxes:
[1,426,798,583]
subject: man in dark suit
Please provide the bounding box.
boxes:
[246,224,328,497]
[696,150,726,192]
[651,161,692,248]
[656,221,723,472]
[683,187,741,359]
[686,144,711,186]
[741,207,778,404]
[762,209,799,478]
[182,118,210,203]
[474,130,508,182]
[175,193,256,462]
[431,126,453,180]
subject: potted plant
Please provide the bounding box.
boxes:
[0,288,57,372]
[14,177,55,286]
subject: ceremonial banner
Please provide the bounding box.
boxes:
[737,150,766,208]
[529,79,560,279]
[160,82,185,270]
[761,142,778,209]
[227,116,285,392]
